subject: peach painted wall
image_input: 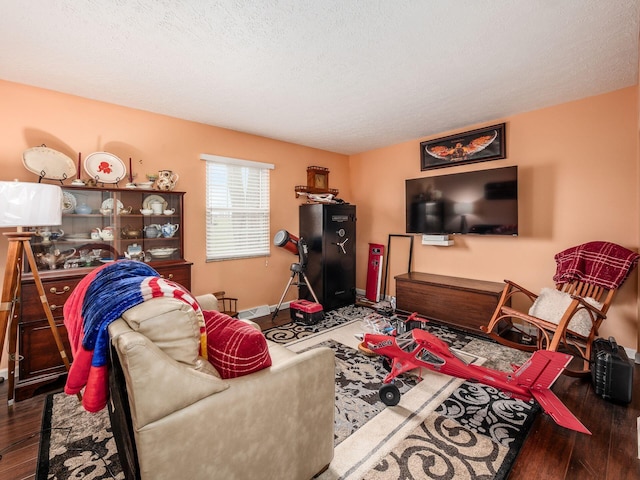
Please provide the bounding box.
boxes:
[1,78,639,377]
[350,87,639,349]
[0,79,350,370]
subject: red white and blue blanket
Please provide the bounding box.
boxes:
[63,260,206,412]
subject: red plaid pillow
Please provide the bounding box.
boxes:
[203,310,272,379]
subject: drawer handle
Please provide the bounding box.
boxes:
[161,274,174,280]
[50,304,60,311]
[50,286,70,295]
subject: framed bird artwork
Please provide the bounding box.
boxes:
[420,123,506,170]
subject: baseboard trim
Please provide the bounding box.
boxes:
[269,301,291,312]
[236,302,294,319]
[237,304,272,320]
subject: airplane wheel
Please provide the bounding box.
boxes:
[380,384,401,406]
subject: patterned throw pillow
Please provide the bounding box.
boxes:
[203,310,272,379]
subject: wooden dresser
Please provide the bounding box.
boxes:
[395,272,505,334]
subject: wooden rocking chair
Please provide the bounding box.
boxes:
[481,241,639,376]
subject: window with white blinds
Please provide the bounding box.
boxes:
[202,154,274,261]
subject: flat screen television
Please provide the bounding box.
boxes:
[406,166,518,236]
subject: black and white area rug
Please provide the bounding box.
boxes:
[38,305,537,480]
[263,303,368,343]
[37,393,124,479]
[276,313,537,480]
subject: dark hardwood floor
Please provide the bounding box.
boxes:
[1,308,639,480]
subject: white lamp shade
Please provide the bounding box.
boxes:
[0,181,62,227]
[453,202,474,215]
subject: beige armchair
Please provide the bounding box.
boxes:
[107,293,335,480]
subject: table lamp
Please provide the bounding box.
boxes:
[0,180,72,405]
[453,202,474,233]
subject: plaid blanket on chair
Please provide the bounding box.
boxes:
[553,241,640,290]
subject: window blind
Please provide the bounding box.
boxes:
[202,154,273,261]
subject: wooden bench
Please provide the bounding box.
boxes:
[395,272,504,334]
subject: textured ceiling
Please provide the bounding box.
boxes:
[1,1,638,155]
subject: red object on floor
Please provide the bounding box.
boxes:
[365,243,384,302]
[290,299,324,325]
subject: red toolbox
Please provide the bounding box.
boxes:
[290,300,324,325]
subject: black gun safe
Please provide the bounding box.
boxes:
[299,203,356,311]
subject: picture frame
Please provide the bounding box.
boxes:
[420,123,506,171]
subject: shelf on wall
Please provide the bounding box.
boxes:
[294,185,339,198]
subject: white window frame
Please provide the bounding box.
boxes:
[201,154,274,261]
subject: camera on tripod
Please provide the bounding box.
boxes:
[272,229,322,321]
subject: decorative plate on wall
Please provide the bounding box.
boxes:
[23,146,76,180]
[84,152,127,183]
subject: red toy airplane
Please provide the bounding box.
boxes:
[364,319,591,435]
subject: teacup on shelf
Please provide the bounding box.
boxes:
[164,208,175,215]
[140,208,153,215]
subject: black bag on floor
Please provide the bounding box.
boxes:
[590,336,633,404]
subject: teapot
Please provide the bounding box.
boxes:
[75,203,92,214]
[157,170,179,191]
[95,226,115,241]
[36,248,77,270]
[49,229,64,241]
[36,228,64,244]
[124,243,147,262]
[121,225,142,239]
[144,224,162,238]
[161,223,179,238]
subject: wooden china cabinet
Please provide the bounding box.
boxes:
[16,185,191,401]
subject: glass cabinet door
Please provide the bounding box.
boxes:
[27,186,185,273]
[119,190,183,263]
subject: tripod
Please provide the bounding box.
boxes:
[0,232,76,404]
[272,253,320,320]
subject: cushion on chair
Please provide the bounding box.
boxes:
[528,287,603,337]
[203,310,272,379]
[196,293,219,312]
[121,297,203,367]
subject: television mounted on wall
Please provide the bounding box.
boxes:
[405,166,518,236]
